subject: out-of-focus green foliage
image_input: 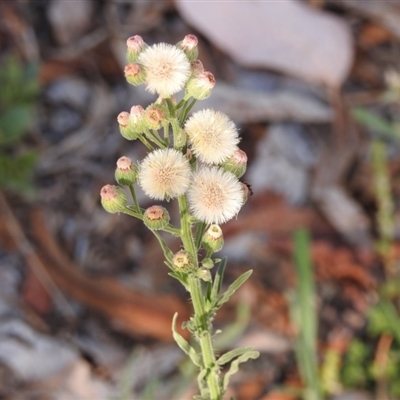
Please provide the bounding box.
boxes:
[351,107,400,143]
[341,339,370,388]
[343,83,400,399]
[342,319,400,398]
[289,228,322,400]
[0,55,39,196]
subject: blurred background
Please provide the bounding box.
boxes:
[1,1,400,399]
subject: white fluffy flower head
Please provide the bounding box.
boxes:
[139,148,191,200]
[188,167,244,224]
[185,109,240,165]
[138,43,191,97]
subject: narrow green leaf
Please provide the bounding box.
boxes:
[195,221,207,249]
[210,257,227,301]
[293,229,317,353]
[151,230,173,262]
[371,140,395,256]
[196,368,209,399]
[167,271,189,290]
[290,228,321,399]
[352,107,400,141]
[222,351,259,391]
[213,270,253,310]
[172,313,202,368]
[217,347,254,366]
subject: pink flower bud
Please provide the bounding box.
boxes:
[181,34,198,51]
[117,111,130,128]
[191,60,204,76]
[173,250,192,271]
[100,184,127,214]
[126,35,147,62]
[177,34,198,62]
[115,156,138,185]
[124,63,146,86]
[144,104,167,130]
[186,71,216,100]
[221,148,248,178]
[117,111,139,141]
[202,224,224,253]
[143,205,170,230]
[240,182,253,203]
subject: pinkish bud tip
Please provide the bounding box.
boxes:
[232,149,247,165]
[182,34,198,50]
[117,111,130,127]
[124,63,141,77]
[116,156,133,171]
[100,184,117,201]
[145,205,165,221]
[126,35,145,52]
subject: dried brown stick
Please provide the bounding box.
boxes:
[0,192,75,317]
[29,208,190,341]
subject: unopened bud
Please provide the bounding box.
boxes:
[118,111,137,140]
[100,184,127,214]
[117,111,129,128]
[185,148,193,161]
[126,35,147,63]
[221,148,247,178]
[186,71,215,100]
[202,224,224,253]
[128,105,145,138]
[177,34,198,62]
[144,104,168,130]
[197,267,212,282]
[241,182,253,204]
[115,156,138,185]
[190,60,204,76]
[143,205,170,230]
[124,63,146,86]
[174,127,187,149]
[201,258,214,270]
[173,250,192,272]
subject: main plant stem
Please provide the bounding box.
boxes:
[178,195,222,400]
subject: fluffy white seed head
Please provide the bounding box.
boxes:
[139,148,191,200]
[138,43,191,97]
[184,109,240,164]
[187,167,243,224]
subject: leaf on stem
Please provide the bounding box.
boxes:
[196,368,209,400]
[212,269,253,311]
[210,257,228,301]
[222,350,260,392]
[217,346,255,366]
[167,271,189,290]
[172,313,202,367]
